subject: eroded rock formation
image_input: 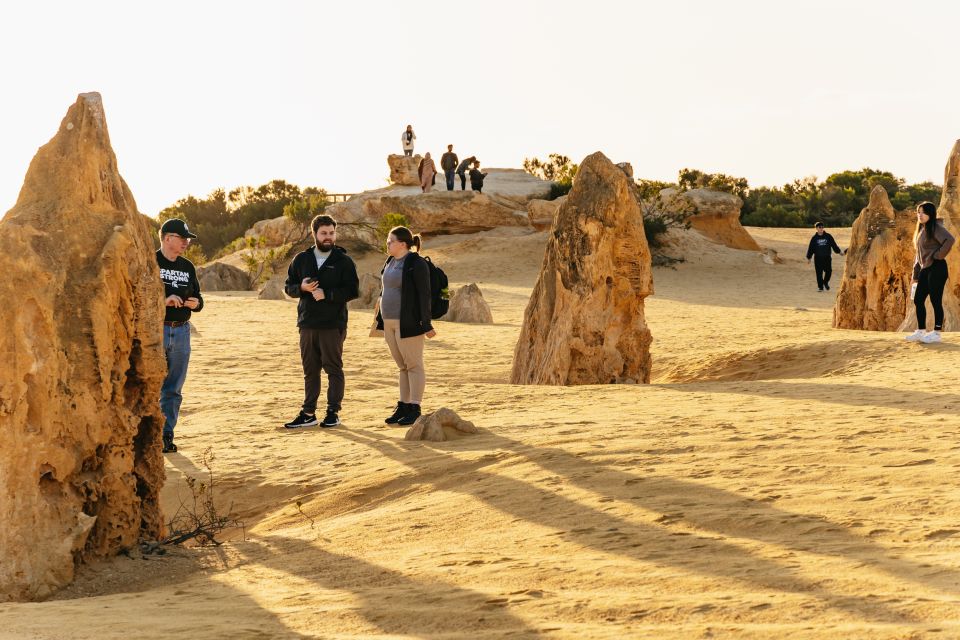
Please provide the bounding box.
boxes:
[0,93,166,601]
[899,140,960,331]
[511,152,654,385]
[527,196,565,231]
[348,273,381,310]
[833,186,915,331]
[446,283,493,324]
[659,188,761,251]
[404,408,479,442]
[388,154,422,186]
[197,261,252,291]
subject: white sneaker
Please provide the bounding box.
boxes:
[905,330,925,342]
[921,331,942,344]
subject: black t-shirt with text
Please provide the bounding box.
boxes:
[156,250,204,323]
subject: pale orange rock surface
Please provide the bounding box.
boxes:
[511,151,653,385]
[446,283,493,324]
[0,93,166,601]
[833,186,914,331]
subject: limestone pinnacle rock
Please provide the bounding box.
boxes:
[0,93,166,601]
[833,186,915,331]
[510,151,654,385]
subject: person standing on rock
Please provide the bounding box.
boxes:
[469,161,488,193]
[401,124,416,157]
[157,218,204,454]
[806,222,844,292]
[418,152,437,193]
[375,226,436,426]
[456,155,477,191]
[440,144,459,191]
[283,214,360,428]
[905,201,955,343]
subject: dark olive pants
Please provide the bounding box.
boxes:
[299,327,346,414]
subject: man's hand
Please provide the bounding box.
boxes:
[301,277,319,292]
[183,297,200,310]
[807,259,811,264]
[425,329,437,339]
[165,294,184,307]
[311,288,326,301]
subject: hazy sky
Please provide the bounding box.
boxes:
[1,1,958,216]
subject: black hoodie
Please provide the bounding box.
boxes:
[284,245,359,329]
[374,251,434,338]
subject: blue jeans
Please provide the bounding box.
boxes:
[160,323,191,436]
[444,169,455,191]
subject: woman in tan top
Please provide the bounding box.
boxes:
[905,201,955,343]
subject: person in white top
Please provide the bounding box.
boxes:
[401,124,416,157]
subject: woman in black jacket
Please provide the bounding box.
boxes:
[375,226,436,425]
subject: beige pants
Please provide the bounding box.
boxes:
[383,319,425,404]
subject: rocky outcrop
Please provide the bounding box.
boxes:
[511,152,654,385]
[404,408,479,442]
[388,154,422,186]
[659,188,761,252]
[446,283,493,323]
[527,196,565,231]
[197,261,252,291]
[348,273,381,310]
[326,169,551,237]
[244,216,307,246]
[833,186,915,331]
[899,140,960,331]
[0,93,166,601]
[355,191,531,236]
[258,274,289,300]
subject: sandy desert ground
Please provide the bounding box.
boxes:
[2,225,960,639]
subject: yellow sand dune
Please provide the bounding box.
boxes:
[3,226,960,639]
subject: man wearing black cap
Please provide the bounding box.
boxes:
[156,218,204,453]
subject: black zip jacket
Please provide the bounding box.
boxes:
[806,232,842,259]
[284,245,359,329]
[375,251,433,338]
[157,250,204,323]
[469,169,488,189]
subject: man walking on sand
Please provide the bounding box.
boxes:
[440,144,459,191]
[806,221,844,292]
[283,214,359,429]
[157,218,204,454]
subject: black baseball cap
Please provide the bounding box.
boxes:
[160,218,198,238]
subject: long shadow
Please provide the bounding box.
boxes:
[233,534,541,638]
[4,550,311,639]
[663,379,960,416]
[331,429,930,624]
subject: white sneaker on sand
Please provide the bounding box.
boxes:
[905,330,925,342]
[921,331,942,344]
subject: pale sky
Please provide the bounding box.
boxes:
[1,1,957,216]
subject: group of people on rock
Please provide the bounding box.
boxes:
[401,125,487,193]
[806,201,955,344]
[155,214,435,453]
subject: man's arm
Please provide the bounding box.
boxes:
[284,255,303,298]
[806,236,815,260]
[188,264,204,312]
[323,258,360,304]
[830,234,842,254]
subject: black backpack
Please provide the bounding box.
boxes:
[422,256,449,319]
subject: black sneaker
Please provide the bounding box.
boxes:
[824,283,830,290]
[321,411,340,428]
[162,433,177,453]
[398,403,422,426]
[284,412,318,429]
[385,402,408,424]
